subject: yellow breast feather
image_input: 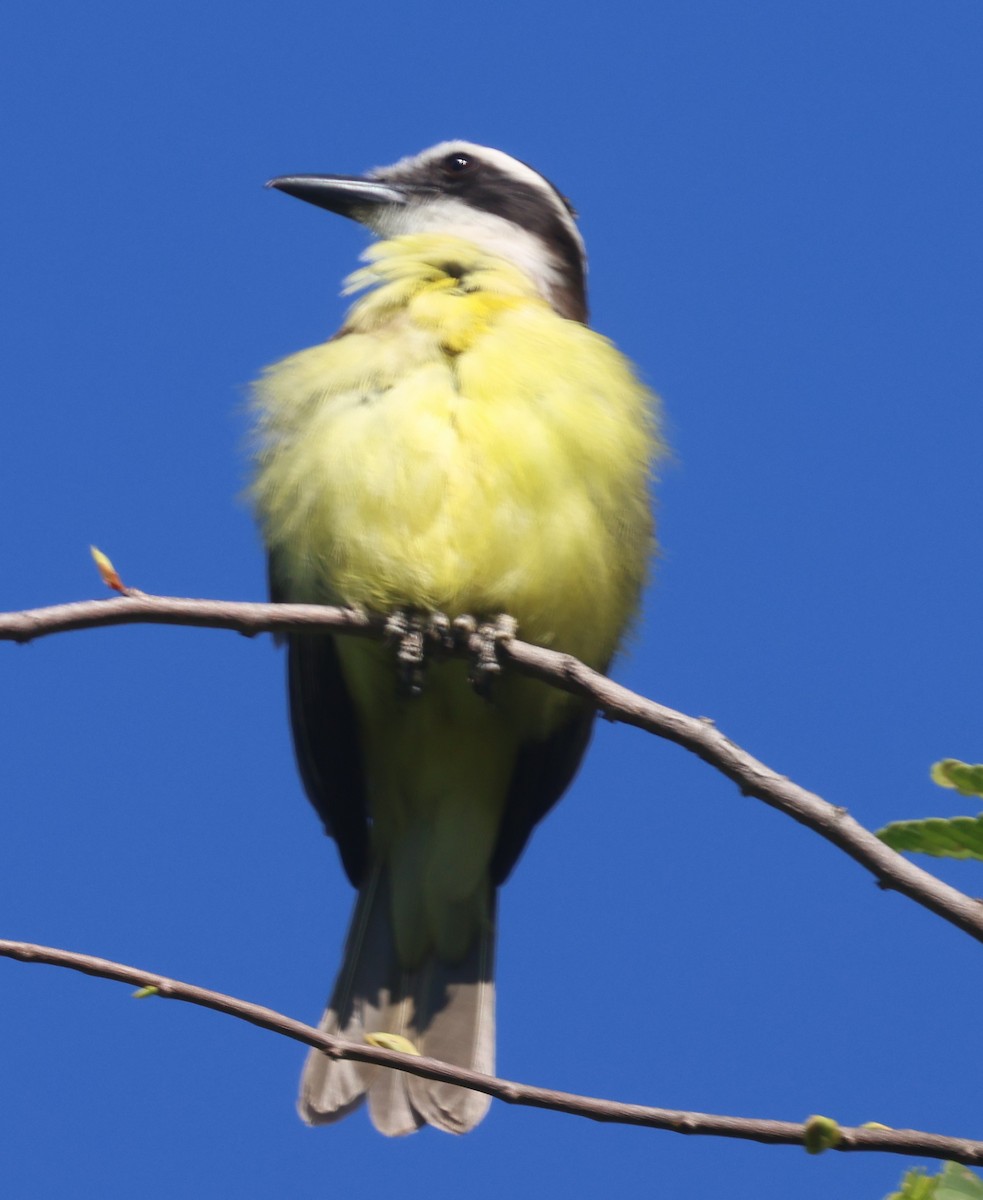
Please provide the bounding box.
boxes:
[254,235,660,669]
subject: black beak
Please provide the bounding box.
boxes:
[266,174,409,219]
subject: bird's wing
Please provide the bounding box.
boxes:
[490,703,597,885]
[269,556,369,887]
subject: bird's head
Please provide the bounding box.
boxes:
[268,141,588,322]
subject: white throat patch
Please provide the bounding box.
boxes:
[365,195,567,310]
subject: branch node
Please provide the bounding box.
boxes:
[559,653,582,681]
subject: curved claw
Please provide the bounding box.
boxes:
[384,609,426,697]
[384,610,459,697]
[460,614,518,697]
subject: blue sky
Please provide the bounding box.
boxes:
[1,3,981,1197]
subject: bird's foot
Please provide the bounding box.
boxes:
[385,609,457,698]
[385,609,426,698]
[385,610,517,698]
[454,613,518,698]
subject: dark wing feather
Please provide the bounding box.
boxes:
[270,557,369,887]
[286,633,370,886]
[490,703,597,885]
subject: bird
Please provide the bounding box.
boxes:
[250,141,663,1136]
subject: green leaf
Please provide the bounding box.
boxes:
[886,1166,938,1199]
[931,760,983,798]
[886,1164,983,1200]
[876,815,983,861]
[936,1161,983,1199]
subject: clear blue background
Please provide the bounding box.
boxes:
[1,3,980,1197]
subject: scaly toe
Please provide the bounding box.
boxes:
[426,611,455,654]
[385,609,426,698]
[463,613,517,697]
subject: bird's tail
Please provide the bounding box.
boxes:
[298,867,495,1136]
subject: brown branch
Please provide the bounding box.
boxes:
[2,936,981,1164]
[501,638,983,944]
[4,592,983,949]
[0,593,379,642]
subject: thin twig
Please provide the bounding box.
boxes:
[4,592,983,948]
[0,594,378,642]
[1,936,980,1164]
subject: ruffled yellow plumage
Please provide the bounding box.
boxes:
[252,232,662,1134]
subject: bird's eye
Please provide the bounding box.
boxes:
[440,152,475,175]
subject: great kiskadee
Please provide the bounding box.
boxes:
[251,142,662,1136]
